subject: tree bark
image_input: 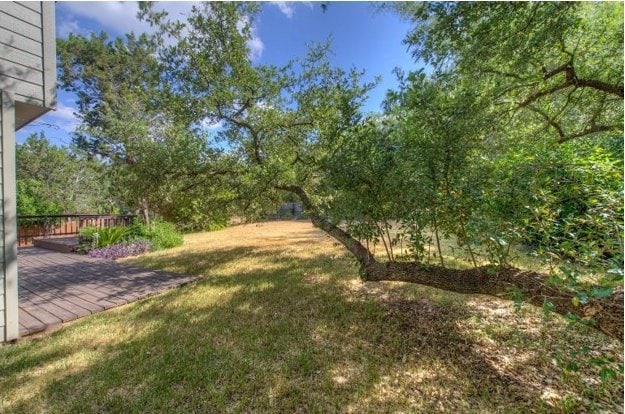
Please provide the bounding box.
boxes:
[363,261,623,342]
[521,65,624,109]
[139,199,150,227]
[277,184,624,342]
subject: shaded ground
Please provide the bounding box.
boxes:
[0,221,622,413]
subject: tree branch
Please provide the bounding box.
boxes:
[526,105,619,143]
[526,105,565,140]
[216,107,264,163]
[518,82,571,107]
[576,78,624,97]
[541,63,570,80]
[560,124,621,143]
[521,64,624,108]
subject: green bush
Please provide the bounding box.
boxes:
[124,220,149,240]
[147,221,184,249]
[481,140,623,269]
[79,227,97,242]
[78,226,127,248]
[126,220,183,250]
[78,220,183,253]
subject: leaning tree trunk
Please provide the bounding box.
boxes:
[364,261,623,342]
[138,199,150,227]
[276,184,624,342]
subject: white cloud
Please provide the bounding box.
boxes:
[247,35,264,61]
[237,16,264,61]
[60,2,150,35]
[270,2,295,19]
[59,2,195,36]
[256,101,274,110]
[60,2,264,60]
[269,2,313,18]
[49,102,80,133]
[53,102,77,121]
[57,19,84,38]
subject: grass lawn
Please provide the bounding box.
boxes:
[1,221,622,413]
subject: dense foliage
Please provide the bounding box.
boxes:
[16,133,114,215]
[57,32,236,229]
[394,2,623,144]
[381,2,624,274]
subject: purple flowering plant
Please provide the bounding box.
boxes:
[87,240,152,260]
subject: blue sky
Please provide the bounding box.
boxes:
[17,1,417,145]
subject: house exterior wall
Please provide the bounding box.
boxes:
[1,91,17,342]
[0,2,56,111]
[0,1,55,341]
[0,92,4,342]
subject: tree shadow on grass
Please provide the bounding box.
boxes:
[2,245,622,413]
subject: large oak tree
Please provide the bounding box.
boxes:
[63,2,623,342]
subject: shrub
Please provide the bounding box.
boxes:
[124,220,149,240]
[146,221,184,249]
[98,227,127,247]
[79,226,98,243]
[79,226,127,248]
[126,220,183,250]
[79,220,182,255]
[88,240,152,260]
[483,142,623,269]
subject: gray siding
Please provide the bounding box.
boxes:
[0,1,56,108]
[1,91,17,342]
[2,46,43,70]
[1,2,42,27]
[15,2,42,13]
[0,26,42,56]
[0,93,3,343]
[0,8,42,41]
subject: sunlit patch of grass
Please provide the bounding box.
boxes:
[1,221,622,412]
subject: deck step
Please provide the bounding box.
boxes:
[33,237,79,253]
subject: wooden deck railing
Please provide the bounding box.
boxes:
[17,214,136,247]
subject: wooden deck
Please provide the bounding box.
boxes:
[32,236,79,253]
[18,247,197,337]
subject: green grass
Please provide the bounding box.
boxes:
[0,222,622,412]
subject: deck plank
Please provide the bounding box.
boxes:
[17,247,197,337]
